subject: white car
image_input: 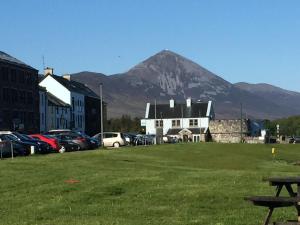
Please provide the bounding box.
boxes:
[92,132,126,148]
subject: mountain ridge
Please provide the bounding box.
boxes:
[70,50,300,119]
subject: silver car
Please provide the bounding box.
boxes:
[93,132,126,148]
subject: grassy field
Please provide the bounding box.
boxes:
[0,143,300,225]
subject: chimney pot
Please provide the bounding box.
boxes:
[186,98,192,107]
[170,99,174,108]
[44,67,54,76]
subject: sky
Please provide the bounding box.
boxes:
[1,0,300,91]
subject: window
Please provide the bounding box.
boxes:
[72,97,75,110]
[172,120,180,127]
[189,119,198,127]
[19,71,25,83]
[2,67,9,81]
[11,69,16,82]
[12,89,18,103]
[27,92,33,104]
[3,88,10,103]
[155,120,163,128]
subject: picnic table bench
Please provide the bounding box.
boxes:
[245,177,300,225]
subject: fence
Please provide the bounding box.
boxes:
[0,141,14,159]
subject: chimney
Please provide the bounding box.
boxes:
[186,97,192,107]
[44,67,54,76]
[63,74,71,80]
[170,99,174,108]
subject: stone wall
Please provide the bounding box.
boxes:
[209,119,249,143]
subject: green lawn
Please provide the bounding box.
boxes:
[1,143,300,225]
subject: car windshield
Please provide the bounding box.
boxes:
[14,133,32,141]
[5,134,19,141]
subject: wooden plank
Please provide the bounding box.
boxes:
[263,177,300,186]
[245,196,298,208]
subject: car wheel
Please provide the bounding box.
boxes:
[113,142,120,148]
[59,146,66,153]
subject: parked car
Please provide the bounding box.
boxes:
[47,134,81,152]
[54,134,89,150]
[123,133,137,145]
[0,134,32,156]
[293,136,300,143]
[92,132,126,148]
[133,135,154,146]
[45,129,72,135]
[0,135,27,157]
[46,130,98,150]
[30,134,64,153]
[11,132,52,154]
[76,132,100,149]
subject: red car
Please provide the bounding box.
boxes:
[29,134,63,153]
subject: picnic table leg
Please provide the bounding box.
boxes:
[298,184,300,222]
[263,185,283,225]
[286,184,297,197]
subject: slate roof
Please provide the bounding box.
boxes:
[44,74,99,99]
[0,51,37,70]
[148,102,208,119]
[47,92,70,107]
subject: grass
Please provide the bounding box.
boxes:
[0,143,300,225]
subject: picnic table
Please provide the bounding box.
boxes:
[245,177,300,225]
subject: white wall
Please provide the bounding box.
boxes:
[39,76,71,104]
[144,117,210,135]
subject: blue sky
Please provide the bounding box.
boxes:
[1,0,300,91]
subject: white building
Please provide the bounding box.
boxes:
[39,68,85,132]
[46,92,71,131]
[141,98,214,142]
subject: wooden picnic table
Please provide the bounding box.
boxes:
[246,177,300,225]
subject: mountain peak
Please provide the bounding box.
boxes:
[123,49,231,97]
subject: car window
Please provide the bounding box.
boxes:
[112,133,118,137]
[104,133,112,138]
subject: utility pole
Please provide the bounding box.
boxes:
[100,83,104,147]
[240,103,243,143]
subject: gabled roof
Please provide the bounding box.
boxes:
[0,51,37,70]
[41,74,99,99]
[47,92,70,107]
[147,102,209,119]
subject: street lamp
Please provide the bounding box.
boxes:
[100,83,104,147]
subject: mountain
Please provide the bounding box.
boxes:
[70,50,300,119]
[235,82,300,114]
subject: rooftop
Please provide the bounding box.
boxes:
[0,51,37,70]
[147,102,209,119]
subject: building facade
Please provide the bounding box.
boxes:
[39,68,104,135]
[46,92,71,131]
[141,98,214,142]
[0,51,39,133]
[39,86,47,133]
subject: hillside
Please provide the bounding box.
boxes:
[71,50,300,119]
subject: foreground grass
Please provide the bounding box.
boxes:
[0,143,300,225]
